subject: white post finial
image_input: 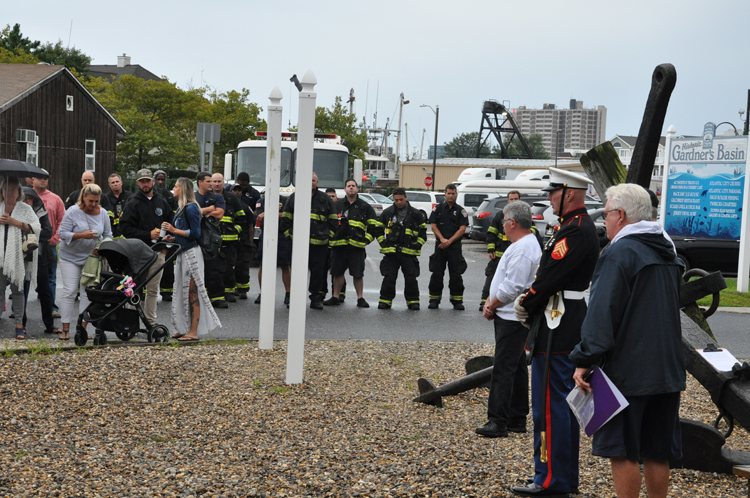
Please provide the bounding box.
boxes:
[667,125,676,138]
[269,85,283,105]
[300,69,317,92]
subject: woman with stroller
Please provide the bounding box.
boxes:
[160,178,220,341]
[0,177,41,340]
[57,184,112,341]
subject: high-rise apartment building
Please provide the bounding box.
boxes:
[512,100,607,157]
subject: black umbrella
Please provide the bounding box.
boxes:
[0,158,49,179]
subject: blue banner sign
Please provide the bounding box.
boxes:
[665,135,746,240]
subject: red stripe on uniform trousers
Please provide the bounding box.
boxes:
[543,363,554,489]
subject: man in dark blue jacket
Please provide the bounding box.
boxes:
[570,183,684,498]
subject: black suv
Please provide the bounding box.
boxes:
[469,194,548,241]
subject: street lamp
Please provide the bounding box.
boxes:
[421,104,439,191]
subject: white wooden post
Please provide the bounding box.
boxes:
[737,134,750,292]
[259,86,283,350]
[286,69,317,384]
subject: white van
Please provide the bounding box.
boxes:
[513,169,550,181]
[456,180,547,234]
[455,167,501,185]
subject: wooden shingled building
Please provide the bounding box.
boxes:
[0,63,125,197]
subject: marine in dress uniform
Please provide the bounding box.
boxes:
[427,184,469,310]
[511,168,600,498]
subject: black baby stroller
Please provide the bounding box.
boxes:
[74,238,181,346]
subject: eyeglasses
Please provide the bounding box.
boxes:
[604,208,622,218]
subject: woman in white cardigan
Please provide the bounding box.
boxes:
[57,183,112,340]
[0,176,41,340]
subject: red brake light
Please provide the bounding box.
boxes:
[532,214,543,220]
[476,212,491,219]
[255,131,267,137]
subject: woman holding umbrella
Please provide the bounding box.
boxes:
[0,176,41,340]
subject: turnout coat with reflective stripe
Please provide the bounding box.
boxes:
[329,196,381,249]
[376,203,427,256]
[280,190,338,245]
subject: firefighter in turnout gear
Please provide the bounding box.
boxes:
[280,173,338,309]
[213,173,248,303]
[324,178,381,308]
[427,184,469,310]
[234,171,260,299]
[376,188,426,310]
[510,168,600,498]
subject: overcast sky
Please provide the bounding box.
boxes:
[6,0,750,158]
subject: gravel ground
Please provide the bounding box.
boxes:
[0,340,747,497]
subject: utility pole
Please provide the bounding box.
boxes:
[394,93,409,171]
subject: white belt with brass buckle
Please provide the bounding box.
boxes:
[562,290,585,300]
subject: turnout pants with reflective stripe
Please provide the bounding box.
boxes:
[308,244,328,299]
[480,257,500,304]
[428,243,464,303]
[531,352,579,494]
[379,252,420,306]
[159,256,175,297]
[222,241,239,296]
[235,243,252,293]
[204,250,227,302]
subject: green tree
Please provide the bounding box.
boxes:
[444,131,490,158]
[0,46,37,64]
[199,88,265,172]
[498,133,550,159]
[34,40,91,73]
[315,96,367,166]
[85,75,205,172]
[0,24,39,54]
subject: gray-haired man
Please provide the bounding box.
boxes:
[476,201,541,438]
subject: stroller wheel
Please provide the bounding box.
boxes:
[96,330,108,346]
[74,326,88,347]
[115,331,137,342]
[148,324,169,343]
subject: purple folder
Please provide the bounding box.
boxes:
[566,366,629,437]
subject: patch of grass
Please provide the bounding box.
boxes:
[27,339,63,356]
[2,344,16,358]
[253,379,262,387]
[270,386,289,394]
[14,451,28,459]
[391,356,405,363]
[224,339,249,346]
[695,278,750,308]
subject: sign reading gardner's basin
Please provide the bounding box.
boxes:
[665,128,747,240]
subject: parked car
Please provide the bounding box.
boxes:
[403,191,446,220]
[671,235,741,276]
[358,193,385,217]
[469,195,548,241]
[533,197,604,240]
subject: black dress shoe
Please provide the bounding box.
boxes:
[357,298,369,308]
[284,292,290,305]
[523,480,578,495]
[510,483,568,497]
[323,297,341,306]
[475,421,508,438]
[508,425,528,433]
[254,294,261,304]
